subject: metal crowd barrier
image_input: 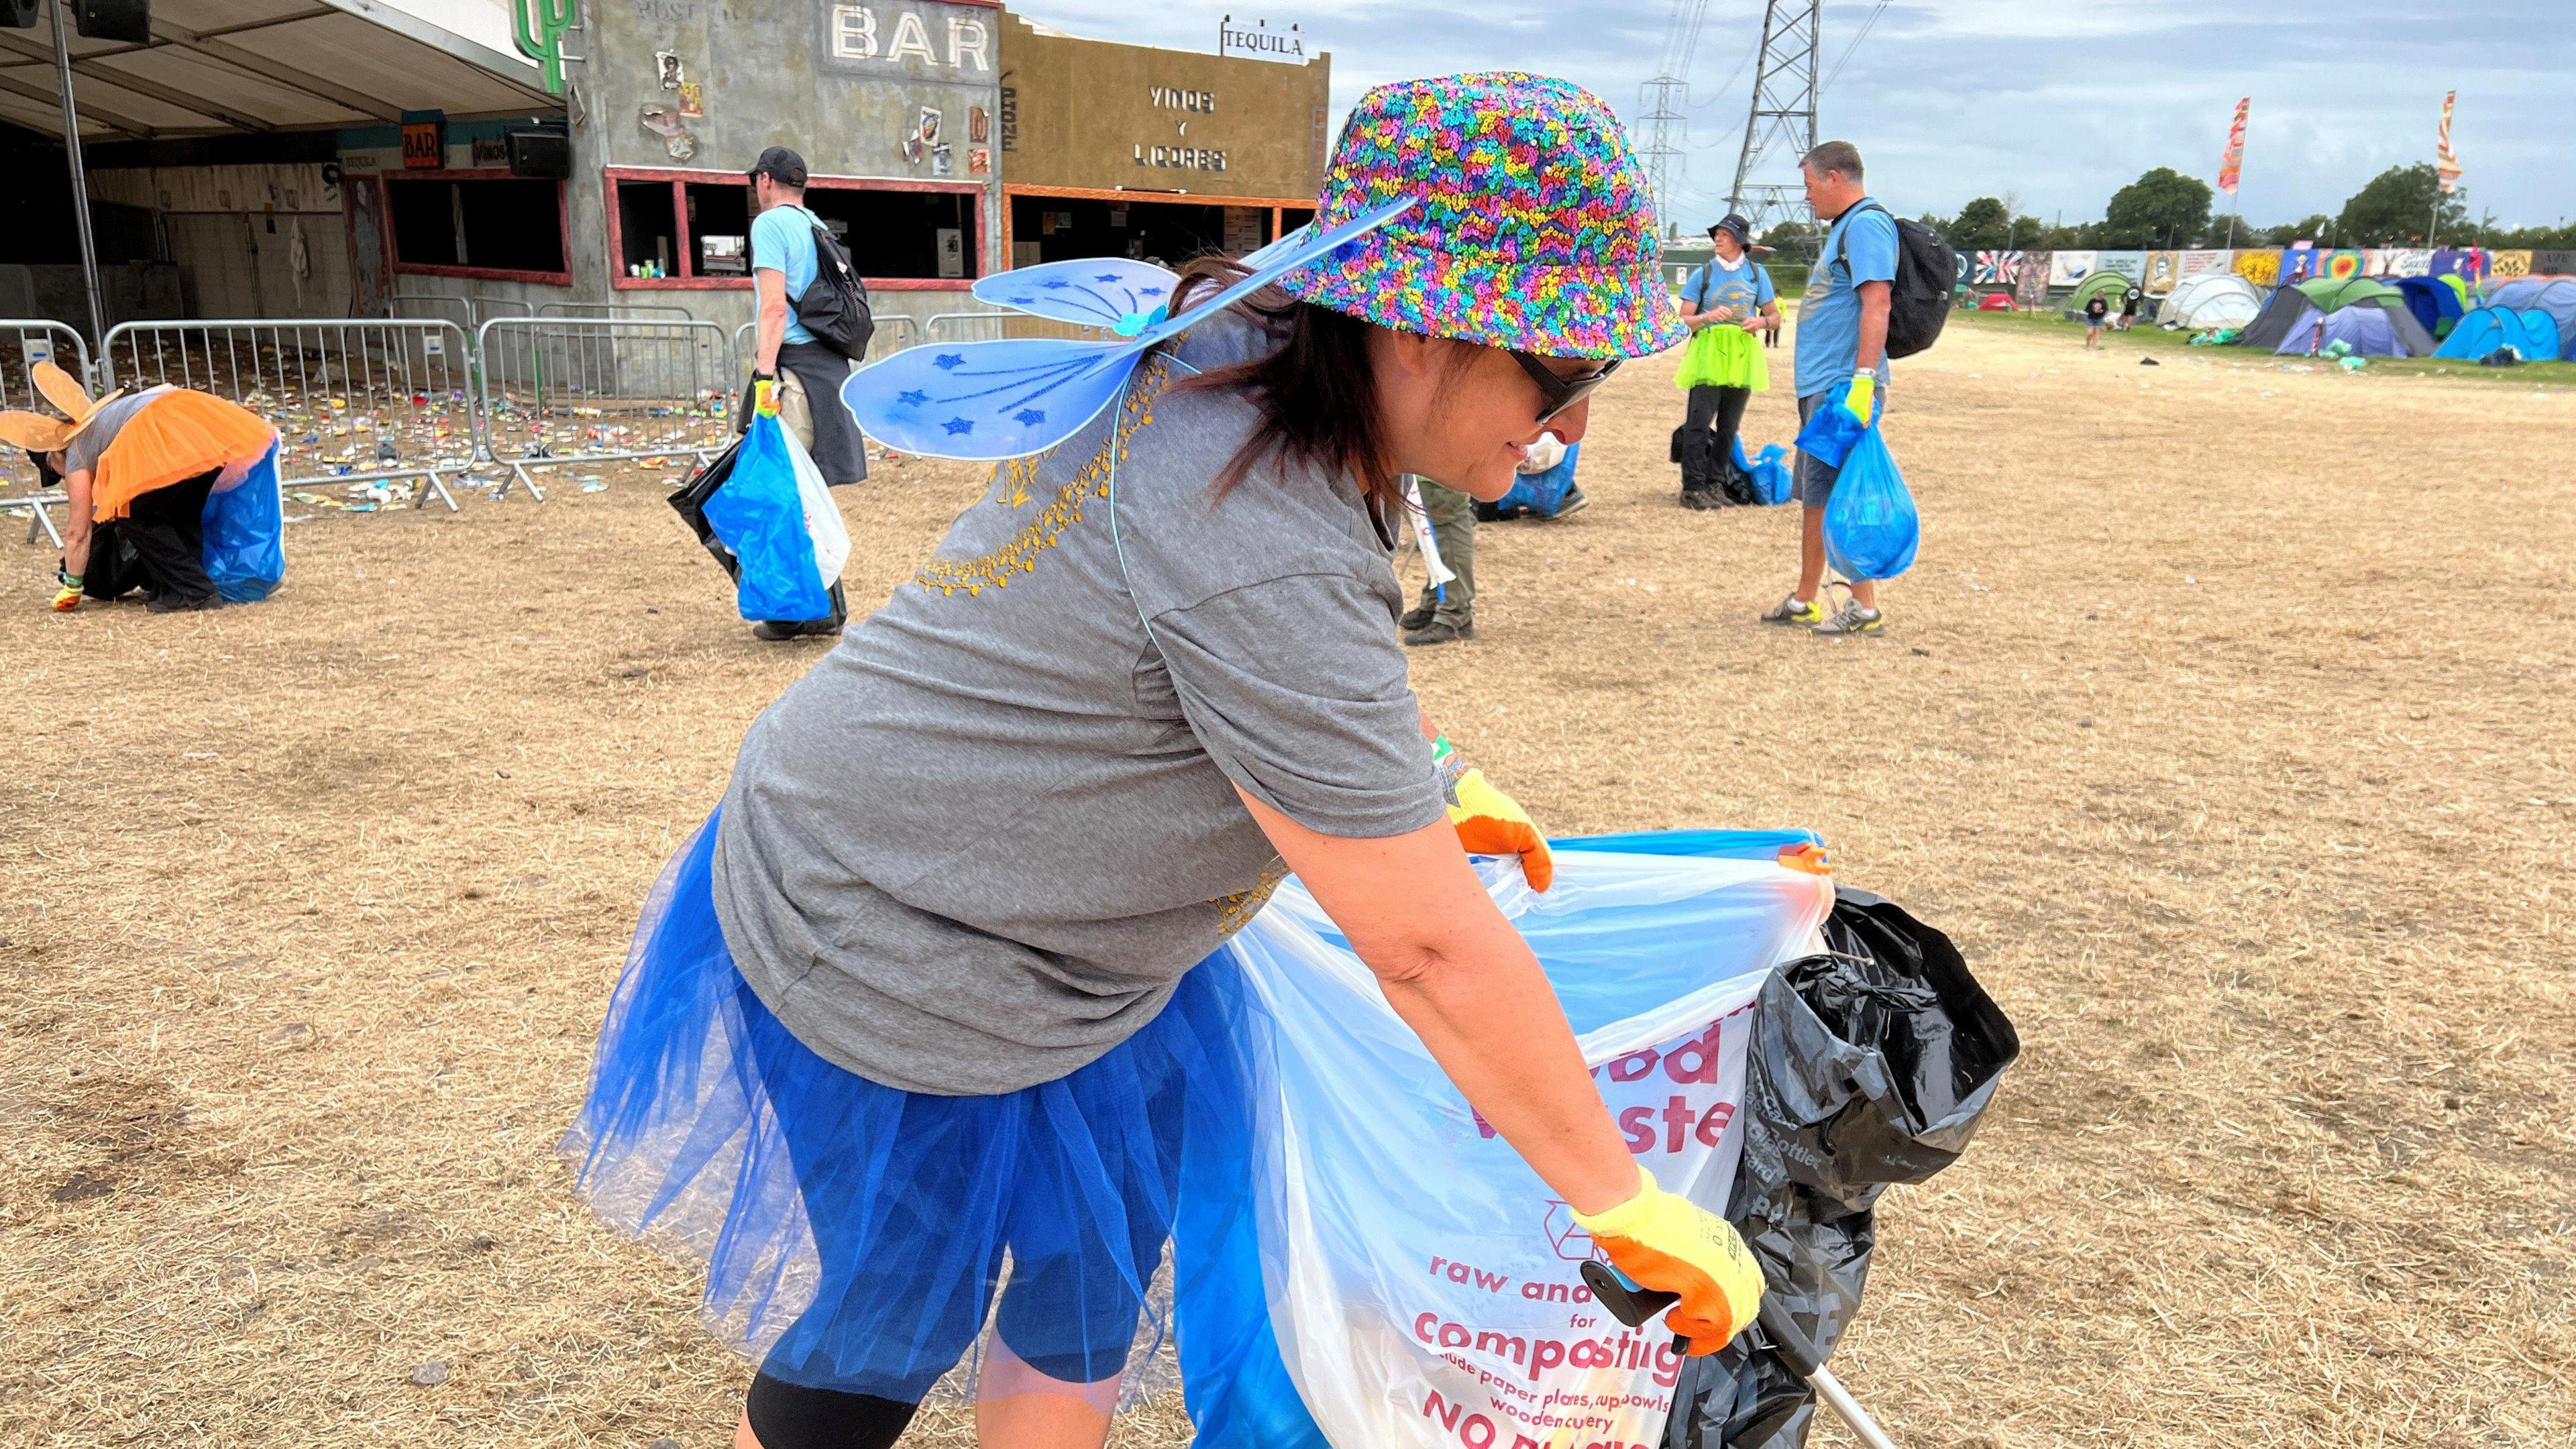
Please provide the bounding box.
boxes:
[99,318,482,511]
[539,301,700,322]
[392,293,535,333]
[729,313,920,367]
[474,316,735,500]
[922,311,1102,344]
[0,319,93,545]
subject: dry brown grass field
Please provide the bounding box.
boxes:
[3,312,2571,1448]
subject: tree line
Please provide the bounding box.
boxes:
[1754,164,2572,260]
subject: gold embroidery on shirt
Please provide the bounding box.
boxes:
[1212,857,1289,938]
[914,355,1173,598]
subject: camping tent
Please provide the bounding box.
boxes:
[2066,269,2134,315]
[2433,306,2563,362]
[2396,276,2469,338]
[2295,276,2406,313]
[2273,305,2409,357]
[2161,273,2264,329]
[2485,277,2576,354]
[2238,278,2437,354]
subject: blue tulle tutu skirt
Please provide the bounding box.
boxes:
[560,813,1265,1409]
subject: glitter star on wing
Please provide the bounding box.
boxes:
[839,198,1414,462]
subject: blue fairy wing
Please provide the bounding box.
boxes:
[1134,196,1417,347]
[840,337,1143,461]
[971,259,1180,331]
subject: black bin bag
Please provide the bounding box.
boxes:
[1666,885,2021,1449]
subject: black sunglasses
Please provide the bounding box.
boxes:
[1511,351,1619,425]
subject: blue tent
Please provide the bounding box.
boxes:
[2274,304,2410,357]
[2507,309,2563,362]
[2436,305,2563,362]
[2485,278,2576,356]
[2435,307,2508,360]
[2396,276,2467,337]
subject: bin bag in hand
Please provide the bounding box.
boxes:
[1819,427,1919,581]
[1173,839,1837,1449]
[1664,887,2019,1449]
[668,411,848,621]
[199,442,284,604]
[1790,378,1868,469]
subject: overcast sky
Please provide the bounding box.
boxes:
[1012,0,2574,231]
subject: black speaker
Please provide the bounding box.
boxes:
[3,0,42,30]
[508,129,571,180]
[74,0,151,43]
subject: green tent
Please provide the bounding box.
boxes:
[2069,270,2134,312]
[2294,276,2404,313]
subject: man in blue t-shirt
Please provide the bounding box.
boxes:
[1767,140,1894,637]
[744,146,864,641]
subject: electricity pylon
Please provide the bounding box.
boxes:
[1726,0,1821,237]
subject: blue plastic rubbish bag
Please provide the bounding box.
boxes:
[1821,426,1919,581]
[1738,439,1793,506]
[1791,379,1868,468]
[200,443,284,603]
[1173,836,1837,1448]
[701,410,834,623]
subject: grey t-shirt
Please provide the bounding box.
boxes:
[712,311,1446,1095]
[64,385,174,476]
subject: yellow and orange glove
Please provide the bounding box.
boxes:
[1572,1167,1765,1356]
[751,375,780,416]
[1434,737,1552,892]
[50,569,82,612]
[1841,372,1878,429]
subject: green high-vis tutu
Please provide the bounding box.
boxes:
[1672,323,1770,392]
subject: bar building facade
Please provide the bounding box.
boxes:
[7,0,1330,343]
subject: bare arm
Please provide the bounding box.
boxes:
[1855,278,1891,370]
[1237,788,1639,1216]
[1746,299,1781,333]
[754,266,790,374]
[60,468,93,577]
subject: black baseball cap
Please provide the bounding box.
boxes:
[748,146,808,186]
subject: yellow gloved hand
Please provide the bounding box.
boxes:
[50,570,82,612]
[1442,764,1553,893]
[1572,1167,1765,1356]
[753,376,780,416]
[1841,372,1877,428]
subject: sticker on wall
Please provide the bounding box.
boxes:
[898,106,943,168]
[640,103,698,160]
[932,143,955,176]
[969,105,989,144]
[678,80,704,117]
[655,52,685,89]
[918,107,943,144]
[969,146,989,175]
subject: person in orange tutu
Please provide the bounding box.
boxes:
[2,362,276,612]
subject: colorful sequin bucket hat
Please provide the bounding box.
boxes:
[1277,72,1685,360]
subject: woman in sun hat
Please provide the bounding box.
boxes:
[564,72,1761,1449]
[1672,212,1780,508]
[1,361,276,612]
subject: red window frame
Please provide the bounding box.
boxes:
[604,166,987,292]
[384,169,574,286]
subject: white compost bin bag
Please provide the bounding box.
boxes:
[1220,849,1833,1448]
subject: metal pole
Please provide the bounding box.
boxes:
[48,0,109,358]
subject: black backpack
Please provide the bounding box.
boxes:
[790,212,875,361]
[1829,201,1954,358]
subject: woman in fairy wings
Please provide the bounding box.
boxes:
[564,74,1763,1449]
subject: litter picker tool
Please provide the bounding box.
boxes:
[1581,1259,1902,1449]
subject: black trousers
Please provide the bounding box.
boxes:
[1678,385,1754,502]
[83,470,220,610]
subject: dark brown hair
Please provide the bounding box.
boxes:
[1163,256,1405,518]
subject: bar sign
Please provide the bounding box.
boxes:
[401,110,447,170]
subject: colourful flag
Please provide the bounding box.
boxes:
[2435,91,2462,193]
[2218,97,2248,195]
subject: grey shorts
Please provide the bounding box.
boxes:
[1793,388,1886,506]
